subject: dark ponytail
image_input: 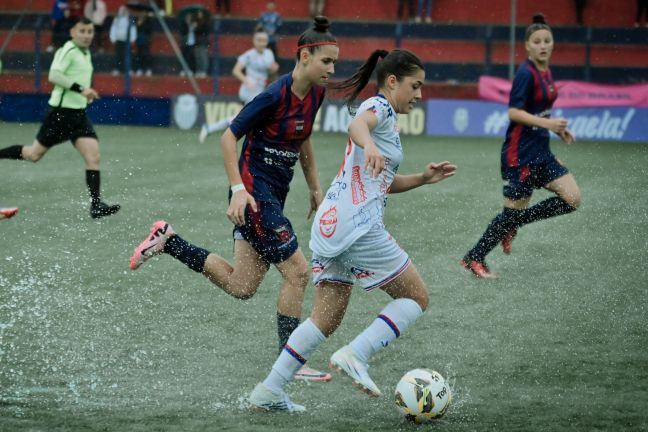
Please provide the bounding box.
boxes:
[525,13,552,40]
[295,16,337,61]
[332,49,424,112]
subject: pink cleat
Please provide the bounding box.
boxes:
[460,258,497,279]
[0,207,19,219]
[294,365,333,382]
[129,220,175,270]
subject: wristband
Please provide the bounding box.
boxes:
[70,83,84,93]
[230,183,246,193]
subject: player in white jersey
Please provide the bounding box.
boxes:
[249,49,457,412]
[199,25,279,143]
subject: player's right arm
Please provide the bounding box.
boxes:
[348,110,384,177]
[221,128,257,226]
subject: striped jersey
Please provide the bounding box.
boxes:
[501,59,558,167]
[310,94,403,257]
[229,73,326,203]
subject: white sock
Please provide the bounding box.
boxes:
[263,318,326,393]
[206,116,234,134]
[349,298,423,364]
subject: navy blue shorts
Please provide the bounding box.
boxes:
[36,107,98,148]
[501,156,569,200]
[233,200,298,264]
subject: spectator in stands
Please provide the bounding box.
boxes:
[416,0,433,23]
[397,0,415,22]
[194,9,211,78]
[109,5,137,76]
[134,10,153,76]
[574,0,586,26]
[179,12,197,76]
[0,18,120,219]
[309,0,325,18]
[198,24,278,142]
[214,0,231,17]
[84,0,107,52]
[635,0,648,27]
[258,1,282,61]
[460,14,579,279]
[51,3,75,52]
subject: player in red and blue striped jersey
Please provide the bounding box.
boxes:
[461,14,581,278]
[130,16,338,382]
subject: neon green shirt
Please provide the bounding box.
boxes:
[48,40,93,109]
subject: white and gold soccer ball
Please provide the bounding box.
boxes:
[394,368,451,423]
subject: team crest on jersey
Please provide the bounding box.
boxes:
[351,266,375,279]
[319,205,337,238]
[295,120,304,133]
[351,166,367,205]
[273,225,293,243]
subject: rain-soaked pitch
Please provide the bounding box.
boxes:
[2,124,647,431]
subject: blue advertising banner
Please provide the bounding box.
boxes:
[426,99,648,142]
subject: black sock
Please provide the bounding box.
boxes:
[163,235,210,273]
[277,313,300,354]
[466,208,520,262]
[86,170,101,205]
[0,145,24,160]
[517,197,576,227]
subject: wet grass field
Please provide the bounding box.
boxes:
[1,124,647,431]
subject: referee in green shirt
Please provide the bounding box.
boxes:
[0,17,119,219]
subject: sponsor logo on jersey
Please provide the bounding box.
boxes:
[295,120,304,133]
[319,205,337,238]
[351,165,367,205]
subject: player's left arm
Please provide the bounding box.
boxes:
[49,69,99,103]
[389,161,457,194]
[299,137,323,219]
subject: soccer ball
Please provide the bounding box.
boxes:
[394,368,451,423]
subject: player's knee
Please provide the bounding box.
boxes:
[227,280,259,300]
[22,148,42,162]
[563,191,581,209]
[286,264,310,290]
[415,291,429,312]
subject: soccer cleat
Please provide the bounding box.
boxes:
[129,220,175,270]
[460,258,497,279]
[249,383,306,413]
[329,345,382,397]
[198,124,209,144]
[294,364,333,382]
[502,229,517,255]
[0,207,19,219]
[90,201,121,219]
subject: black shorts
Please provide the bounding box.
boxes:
[36,107,98,147]
[501,156,569,200]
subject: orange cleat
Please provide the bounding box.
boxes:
[0,207,19,219]
[460,258,497,279]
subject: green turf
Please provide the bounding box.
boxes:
[1,123,647,431]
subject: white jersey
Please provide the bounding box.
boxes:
[237,48,275,104]
[310,95,404,257]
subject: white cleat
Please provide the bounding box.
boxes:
[129,220,175,270]
[249,383,306,413]
[329,345,382,397]
[198,124,209,144]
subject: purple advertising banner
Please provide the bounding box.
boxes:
[426,99,648,142]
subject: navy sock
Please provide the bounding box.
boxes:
[163,235,210,273]
[517,197,576,227]
[466,208,520,262]
[277,313,301,354]
[86,170,101,205]
[0,145,23,160]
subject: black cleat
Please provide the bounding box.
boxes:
[90,201,121,219]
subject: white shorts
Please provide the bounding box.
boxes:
[311,225,410,291]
